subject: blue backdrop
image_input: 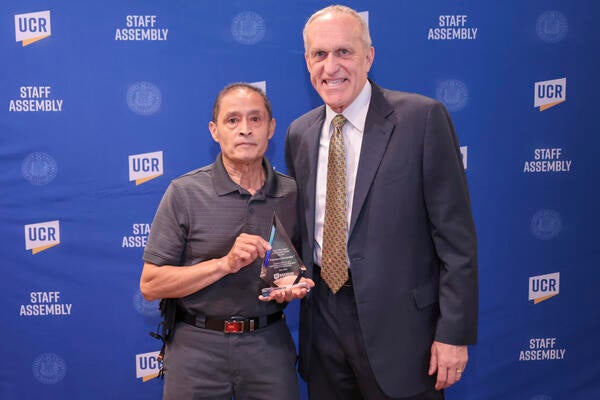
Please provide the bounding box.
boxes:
[1,1,598,399]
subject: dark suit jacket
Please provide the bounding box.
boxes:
[284,82,478,398]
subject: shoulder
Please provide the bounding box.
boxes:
[288,105,325,131]
[173,164,212,183]
[374,83,441,112]
[274,169,296,186]
[167,164,213,195]
[273,170,297,195]
[366,83,450,128]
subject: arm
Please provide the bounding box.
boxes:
[422,101,478,389]
[140,233,271,301]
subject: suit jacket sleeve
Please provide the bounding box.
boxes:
[423,101,478,345]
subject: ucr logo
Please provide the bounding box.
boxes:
[136,351,162,382]
[534,78,566,111]
[25,220,60,254]
[129,151,163,185]
[529,272,560,304]
[15,11,51,46]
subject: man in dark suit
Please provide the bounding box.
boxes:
[285,5,478,400]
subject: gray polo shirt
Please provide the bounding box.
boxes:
[143,154,298,317]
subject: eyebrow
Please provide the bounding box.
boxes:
[222,109,264,118]
[310,45,353,53]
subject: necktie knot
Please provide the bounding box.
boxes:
[332,114,347,132]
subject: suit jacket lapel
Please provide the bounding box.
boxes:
[349,84,395,236]
[304,107,326,261]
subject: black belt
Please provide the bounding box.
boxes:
[176,307,284,333]
[314,264,353,287]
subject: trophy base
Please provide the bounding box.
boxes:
[261,281,311,297]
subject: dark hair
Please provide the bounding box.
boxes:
[211,83,273,122]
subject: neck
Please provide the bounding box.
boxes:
[223,158,265,195]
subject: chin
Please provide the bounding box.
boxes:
[326,101,347,113]
[321,93,348,110]
[236,152,261,162]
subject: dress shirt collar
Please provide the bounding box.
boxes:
[324,80,372,134]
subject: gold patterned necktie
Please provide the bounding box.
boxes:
[322,114,349,294]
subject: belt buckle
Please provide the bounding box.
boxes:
[223,318,245,333]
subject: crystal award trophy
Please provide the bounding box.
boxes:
[260,213,309,297]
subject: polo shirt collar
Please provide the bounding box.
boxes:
[212,153,281,197]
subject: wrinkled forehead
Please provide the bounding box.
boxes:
[305,13,366,50]
[218,90,266,114]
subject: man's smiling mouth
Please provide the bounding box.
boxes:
[323,78,347,87]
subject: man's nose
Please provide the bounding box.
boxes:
[239,118,252,135]
[323,53,339,74]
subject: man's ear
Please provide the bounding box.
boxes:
[208,121,219,143]
[366,46,375,72]
[305,53,312,73]
[268,118,276,140]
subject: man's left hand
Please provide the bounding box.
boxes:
[428,341,468,390]
[258,278,315,303]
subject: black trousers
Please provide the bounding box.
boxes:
[307,267,444,400]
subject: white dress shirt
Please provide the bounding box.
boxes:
[314,81,372,266]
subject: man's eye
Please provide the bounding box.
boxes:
[337,49,350,56]
[313,51,326,59]
[250,116,261,123]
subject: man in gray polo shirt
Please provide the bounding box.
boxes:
[140,83,313,400]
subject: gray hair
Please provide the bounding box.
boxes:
[303,5,372,53]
